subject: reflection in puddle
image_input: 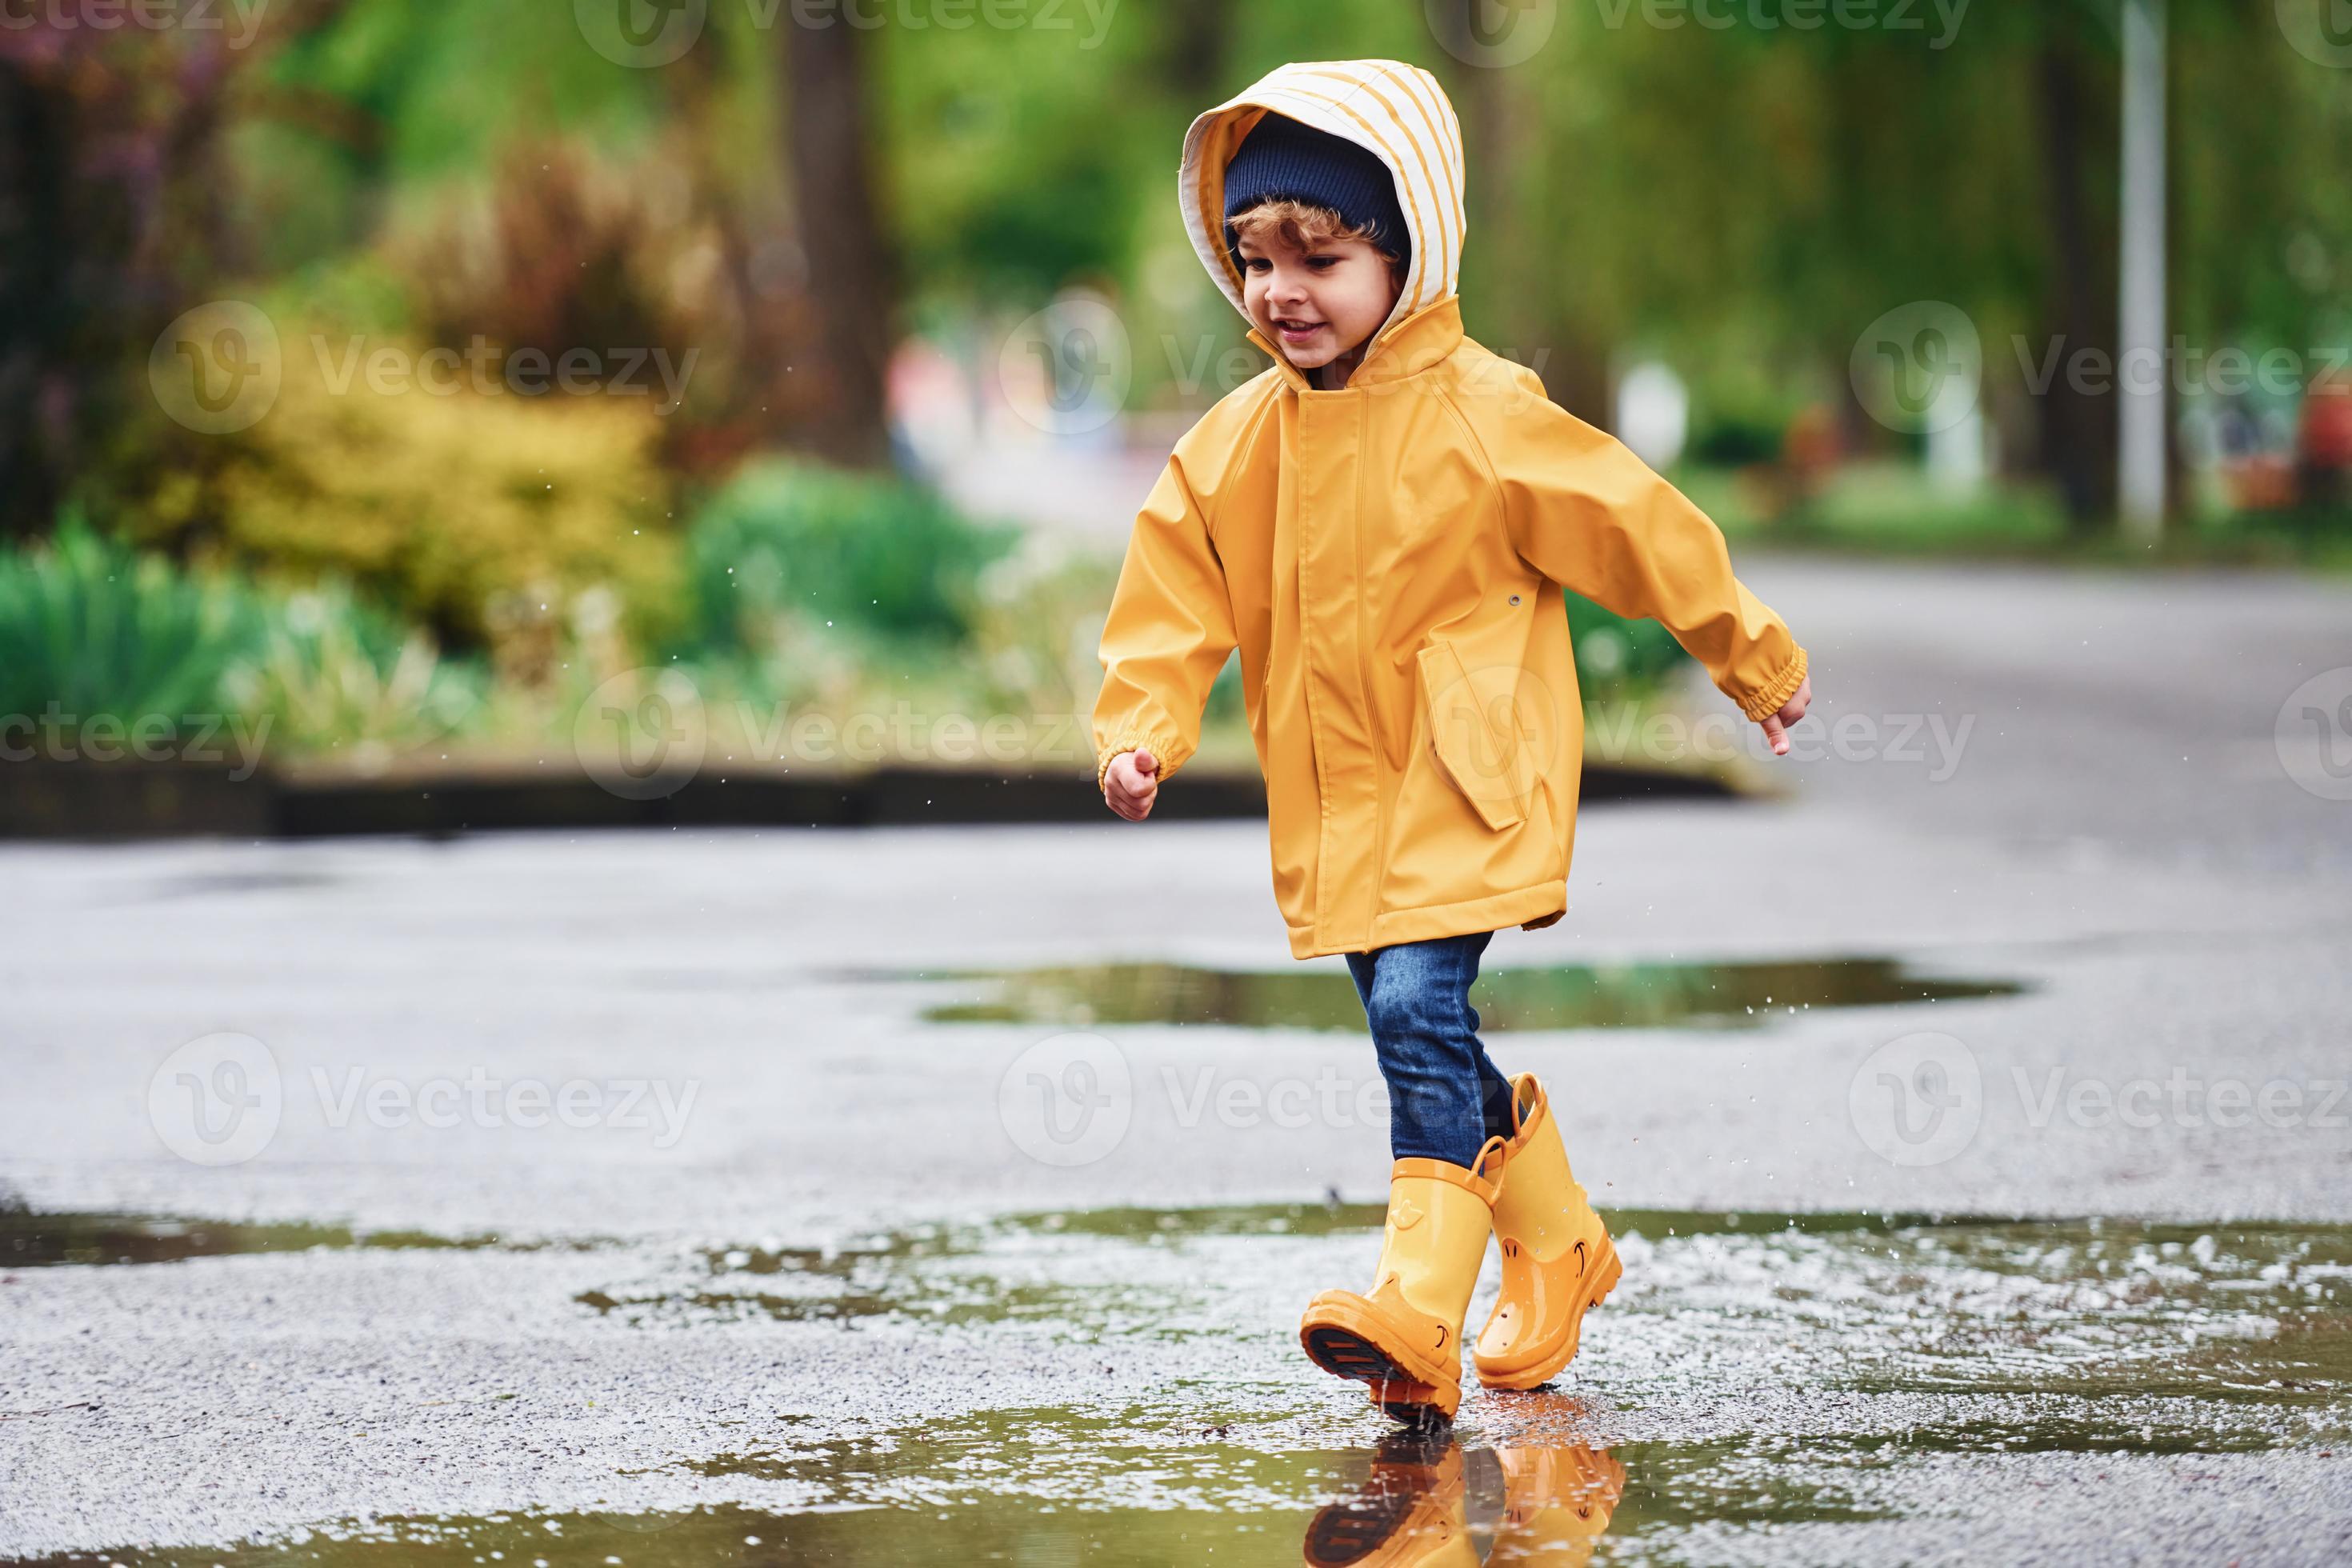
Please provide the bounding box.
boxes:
[834,955,2021,1030]
[1302,1434,1626,1567]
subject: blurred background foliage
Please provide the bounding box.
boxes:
[2,0,2346,773]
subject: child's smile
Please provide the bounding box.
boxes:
[1238,231,1402,389]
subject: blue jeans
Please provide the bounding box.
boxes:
[1345,930,1517,1169]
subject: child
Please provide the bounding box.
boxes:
[1093,60,1812,1426]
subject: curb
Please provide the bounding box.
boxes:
[0,759,1739,841]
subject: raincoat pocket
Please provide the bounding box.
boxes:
[1416,639,1528,832]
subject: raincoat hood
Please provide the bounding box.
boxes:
[1178,59,1466,362]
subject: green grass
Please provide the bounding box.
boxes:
[0,512,266,729]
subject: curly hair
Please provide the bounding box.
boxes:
[1229,198,1407,276]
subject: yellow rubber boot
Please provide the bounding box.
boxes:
[1472,1074,1622,1390]
[1300,1432,1479,1568]
[1487,1443,1627,1566]
[1299,1136,1506,1426]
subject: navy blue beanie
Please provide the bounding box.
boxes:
[1221,112,1410,276]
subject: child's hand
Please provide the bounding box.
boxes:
[1102,748,1160,821]
[1758,675,1813,757]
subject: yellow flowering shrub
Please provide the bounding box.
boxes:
[203,323,683,669]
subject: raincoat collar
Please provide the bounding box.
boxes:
[1243,293,1466,394]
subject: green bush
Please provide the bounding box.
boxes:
[166,317,683,662]
[0,514,488,768]
[672,457,1021,662]
[1686,416,1783,470]
[223,581,488,764]
[1565,590,1691,700]
[0,512,264,730]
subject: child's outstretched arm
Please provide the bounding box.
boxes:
[1485,373,1812,750]
[1092,445,1240,821]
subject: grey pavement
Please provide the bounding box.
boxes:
[2,555,2350,1562]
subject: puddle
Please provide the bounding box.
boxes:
[0,1206,566,1268]
[17,1206,2349,1565]
[560,1206,2352,1446]
[833,956,2020,1031]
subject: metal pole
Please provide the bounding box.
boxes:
[2118,0,2168,540]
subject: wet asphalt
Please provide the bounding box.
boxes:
[2,557,2350,1564]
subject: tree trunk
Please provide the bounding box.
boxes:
[2034,37,2118,534]
[0,55,70,541]
[1427,4,1610,426]
[1162,0,1230,101]
[780,13,898,472]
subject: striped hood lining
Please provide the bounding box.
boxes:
[1178,58,1467,358]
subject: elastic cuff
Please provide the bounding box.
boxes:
[1736,644,1809,722]
[1095,732,1182,792]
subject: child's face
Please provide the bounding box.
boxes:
[1237,230,1402,376]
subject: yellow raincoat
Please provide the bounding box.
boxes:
[1093,59,1809,960]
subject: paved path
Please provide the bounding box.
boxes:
[2,556,2348,1562]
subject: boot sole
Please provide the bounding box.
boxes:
[1474,1232,1623,1390]
[1300,1310,1462,1424]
